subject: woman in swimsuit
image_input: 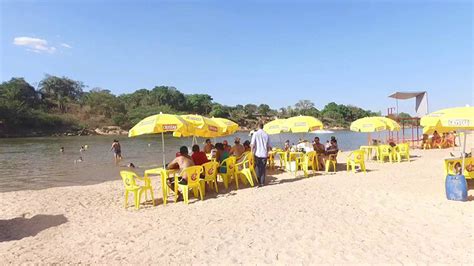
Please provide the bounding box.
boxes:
[110,139,122,164]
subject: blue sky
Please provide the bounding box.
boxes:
[1,0,472,115]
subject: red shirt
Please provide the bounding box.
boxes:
[192,151,209,165]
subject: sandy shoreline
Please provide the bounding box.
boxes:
[1,141,473,264]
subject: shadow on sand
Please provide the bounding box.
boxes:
[0,214,68,242]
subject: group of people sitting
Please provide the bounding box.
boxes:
[165,137,253,198]
[281,136,339,169]
[422,130,457,149]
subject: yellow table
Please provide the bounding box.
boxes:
[360,145,378,161]
[144,168,179,205]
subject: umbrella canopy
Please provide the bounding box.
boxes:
[379,117,401,131]
[421,106,474,176]
[128,113,193,167]
[286,116,324,133]
[350,116,399,133]
[211,117,239,136]
[421,106,474,134]
[180,114,222,138]
[128,113,192,137]
[263,119,290,135]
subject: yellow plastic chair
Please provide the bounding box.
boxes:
[378,145,394,163]
[287,152,303,175]
[218,156,236,189]
[346,150,366,173]
[120,170,155,210]
[200,161,219,197]
[313,151,321,171]
[276,151,288,169]
[297,151,317,177]
[394,143,410,162]
[247,153,258,184]
[325,153,338,172]
[178,166,204,204]
[268,151,275,169]
[235,153,255,188]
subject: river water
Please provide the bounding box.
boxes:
[0,130,420,192]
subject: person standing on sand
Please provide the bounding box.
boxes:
[251,122,271,187]
[110,139,122,164]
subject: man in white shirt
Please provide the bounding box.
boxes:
[250,123,271,186]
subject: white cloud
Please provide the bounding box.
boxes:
[13,36,56,54]
[60,43,72,48]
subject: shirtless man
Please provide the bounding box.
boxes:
[230,137,245,157]
[312,137,325,169]
[167,146,195,189]
[203,139,214,154]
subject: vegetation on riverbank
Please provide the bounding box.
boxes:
[0,75,383,137]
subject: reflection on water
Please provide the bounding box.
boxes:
[0,130,420,192]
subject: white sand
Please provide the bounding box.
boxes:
[1,139,473,264]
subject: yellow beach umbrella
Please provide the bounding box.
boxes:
[285,116,324,133]
[421,106,474,134]
[128,113,193,167]
[263,118,289,135]
[379,117,401,131]
[350,117,390,132]
[350,116,400,145]
[211,117,239,136]
[180,114,222,138]
[421,106,474,175]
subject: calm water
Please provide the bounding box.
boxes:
[0,130,420,192]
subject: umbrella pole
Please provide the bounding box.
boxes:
[161,132,166,168]
[461,132,466,175]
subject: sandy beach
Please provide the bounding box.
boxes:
[1,140,473,264]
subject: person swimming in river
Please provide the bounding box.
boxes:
[74,157,84,164]
[60,147,64,153]
[110,139,122,164]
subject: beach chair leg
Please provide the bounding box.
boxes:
[199,187,203,201]
[200,181,206,198]
[149,188,155,206]
[183,188,189,204]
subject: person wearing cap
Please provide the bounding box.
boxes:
[230,137,245,157]
[203,139,214,154]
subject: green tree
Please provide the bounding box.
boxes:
[229,108,246,124]
[185,94,213,114]
[83,88,123,118]
[118,89,150,110]
[148,86,186,110]
[294,100,315,114]
[39,74,84,112]
[244,104,258,117]
[257,104,271,116]
[0,78,39,108]
[209,103,229,118]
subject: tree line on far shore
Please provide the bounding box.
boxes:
[0,75,386,136]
